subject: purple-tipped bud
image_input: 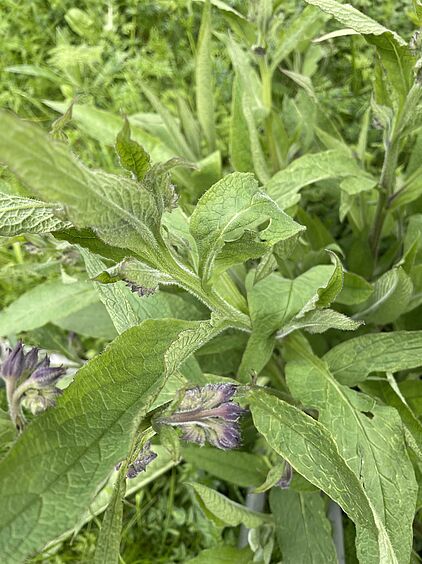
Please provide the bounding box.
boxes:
[126,441,158,479]
[29,363,66,387]
[159,383,246,450]
[1,342,25,380]
[24,347,39,373]
[276,462,293,489]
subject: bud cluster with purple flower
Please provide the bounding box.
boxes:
[156,383,247,450]
[0,341,66,430]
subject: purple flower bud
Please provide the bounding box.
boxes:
[159,383,246,450]
[24,347,39,373]
[126,441,157,479]
[1,342,25,380]
[29,362,66,387]
[276,462,293,489]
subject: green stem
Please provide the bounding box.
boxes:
[259,59,279,172]
[369,139,400,266]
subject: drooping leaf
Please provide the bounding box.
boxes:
[0,192,70,236]
[285,335,417,564]
[189,482,272,528]
[189,172,304,285]
[115,118,151,181]
[0,318,217,562]
[0,279,98,335]
[270,488,337,564]
[324,331,422,385]
[265,150,371,209]
[248,388,407,563]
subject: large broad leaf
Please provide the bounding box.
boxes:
[0,318,220,562]
[248,388,408,563]
[0,192,70,236]
[0,111,165,264]
[265,150,371,209]
[270,488,337,564]
[0,279,98,335]
[189,172,304,286]
[189,482,272,528]
[285,336,417,564]
[323,331,422,386]
[305,0,414,100]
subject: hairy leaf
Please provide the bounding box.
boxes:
[190,172,304,285]
[285,336,417,564]
[324,331,422,385]
[115,118,150,181]
[248,388,405,563]
[265,150,370,209]
[0,319,216,562]
[0,192,70,236]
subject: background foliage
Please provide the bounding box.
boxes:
[0,0,421,563]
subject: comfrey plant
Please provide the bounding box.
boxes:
[0,342,65,430]
[0,1,421,563]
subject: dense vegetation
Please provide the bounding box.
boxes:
[0,1,421,562]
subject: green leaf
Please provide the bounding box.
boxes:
[265,150,370,209]
[225,37,270,183]
[0,279,98,335]
[54,301,118,340]
[277,308,362,338]
[253,462,286,494]
[0,319,215,562]
[336,271,373,306]
[0,192,70,236]
[354,267,413,325]
[186,546,253,564]
[196,0,216,152]
[305,0,414,100]
[93,256,174,290]
[360,379,422,463]
[230,76,253,172]
[270,488,337,564]
[182,447,267,487]
[239,266,334,379]
[116,118,151,181]
[324,331,422,386]
[189,172,305,285]
[285,337,417,564]
[93,465,126,564]
[0,111,165,264]
[270,6,324,74]
[141,83,197,162]
[248,388,408,563]
[189,482,272,528]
